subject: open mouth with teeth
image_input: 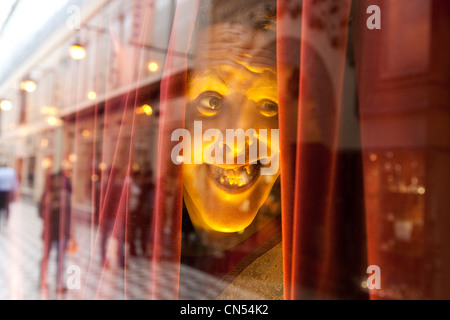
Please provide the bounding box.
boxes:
[207,162,261,194]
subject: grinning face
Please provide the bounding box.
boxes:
[183,23,279,233]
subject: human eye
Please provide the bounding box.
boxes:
[257,99,278,118]
[195,91,224,117]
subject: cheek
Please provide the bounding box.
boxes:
[183,164,202,187]
[253,116,279,130]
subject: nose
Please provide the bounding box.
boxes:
[218,135,257,165]
[216,97,259,165]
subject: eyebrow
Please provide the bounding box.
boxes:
[188,69,226,85]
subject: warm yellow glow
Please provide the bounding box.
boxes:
[136,104,153,116]
[98,162,107,171]
[88,91,97,100]
[62,159,72,170]
[68,153,77,163]
[143,104,153,116]
[21,80,37,93]
[417,186,426,195]
[47,116,63,126]
[70,44,86,60]
[81,129,91,138]
[148,61,159,72]
[41,158,52,169]
[132,162,140,172]
[187,65,278,118]
[361,280,368,289]
[0,100,12,111]
[41,139,49,148]
[183,62,280,233]
[41,106,59,115]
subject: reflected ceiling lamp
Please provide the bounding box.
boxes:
[70,44,86,60]
[0,100,12,111]
[21,80,37,93]
[136,104,153,116]
[88,91,97,100]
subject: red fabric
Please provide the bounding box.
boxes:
[150,0,199,299]
[277,0,355,299]
[151,0,355,300]
[354,0,450,300]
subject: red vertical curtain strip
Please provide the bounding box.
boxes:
[287,0,352,299]
[120,1,154,299]
[58,171,67,293]
[40,171,51,297]
[91,88,144,298]
[82,2,143,298]
[354,0,379,300]
[151,0,199,300]
[277,0,302,300]
[313,1,353,297]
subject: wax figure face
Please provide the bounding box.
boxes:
[183,20,280,233]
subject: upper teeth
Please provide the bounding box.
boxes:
[210,164,258,188]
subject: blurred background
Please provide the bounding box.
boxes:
[0,0,449,301]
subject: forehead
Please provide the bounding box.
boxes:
[190,22,277,74]
[189,64,275,86]
[187,64,278,103]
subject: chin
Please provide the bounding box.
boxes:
[183,163,279,233]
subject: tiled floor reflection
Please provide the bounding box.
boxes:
[0,200,261,300]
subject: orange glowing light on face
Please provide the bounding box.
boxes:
[181,19,279,234]
[183,64,279,233]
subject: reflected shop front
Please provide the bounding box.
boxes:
[0,0,449,301]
